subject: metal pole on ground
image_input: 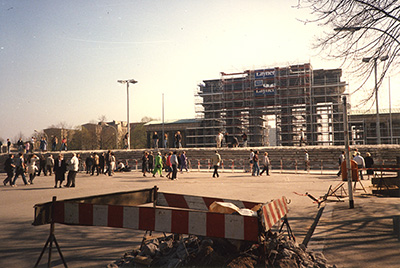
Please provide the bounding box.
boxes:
[343,96,354,208]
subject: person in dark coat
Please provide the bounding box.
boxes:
[3,154,15,186]
[99,152,105,174]
[53,154,67,188]
[36,154,46,176]
[85,154,94,174]
[142,151,149,177]
[364,152,374,180]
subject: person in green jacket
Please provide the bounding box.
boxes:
[152,152,164,178]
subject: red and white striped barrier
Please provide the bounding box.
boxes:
[51,202,259,241]
[34,189,264,242]
[260,196,289,232]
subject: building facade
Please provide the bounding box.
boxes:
[187,63,347,147]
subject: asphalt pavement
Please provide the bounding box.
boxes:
[0,169,399,268]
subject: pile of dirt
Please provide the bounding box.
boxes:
[108,233,336,268]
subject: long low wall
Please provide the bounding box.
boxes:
[1,145,400,172]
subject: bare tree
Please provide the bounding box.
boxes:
[48,121,73,129]
[141,116,157,123]
[299,0,400,106]
[98,115,107,123]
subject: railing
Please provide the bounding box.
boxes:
[118,158,341,174]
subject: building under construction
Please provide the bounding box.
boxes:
[186,63,347,147]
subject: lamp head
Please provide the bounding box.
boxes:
[117,79,138,84]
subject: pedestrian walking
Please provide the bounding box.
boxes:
[300,129,306,146]
[39,137,47,152]
[30,137,36,152]
[25,142,30,154]
[170,151,179,180]
[110,152,116,174]
[211,150,221,178]
[353,152,365,180]
[12,153,28,186]
[337,151,345,177]
[165,152,172,179]
[60,137,67,151]
[17,138,24,153]
[365,152,374,180]
[164,133,168,148]
[142,151,149,177]
[215,132,223,148]
[224,132,230,147]
[304,150,310,171]
[152,152,163,177]
[99,152,105,174]
[65,153,79,187]
[7,139,11,154]
[242,132,248,147]
[252,151,260,176]
[52,136,58,151]
[174,131,182,148]
[3,154,15,186]
[148,151,154,173]
[152,132,159,149]
[45,154,54,175]
[260,152,270,176]
[105,150,113,176]
[249,149,254,173]
[27,154,39,184]
[37,154,46,176]
[85,154,94,174]
[91,153,100,176]
[180,151,189,172]
[53,154,66,188]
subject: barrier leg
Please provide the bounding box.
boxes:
[278,215,296,241]
[34,196,68,268]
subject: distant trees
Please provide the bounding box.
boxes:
[29,117,155,151]
[131,123,146,149]
[299,0,400,105]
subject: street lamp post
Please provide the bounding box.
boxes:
[117,79,138,150]
[343,96,354,209]
[362,56,388,144]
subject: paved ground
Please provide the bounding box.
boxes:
[0,169,399,267]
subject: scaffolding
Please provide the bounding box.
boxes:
[187,63,347,147]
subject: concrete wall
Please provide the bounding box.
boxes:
[1,145,399,172]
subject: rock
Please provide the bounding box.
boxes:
[109,233,337,268]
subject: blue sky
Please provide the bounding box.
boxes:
[1,0,398,141]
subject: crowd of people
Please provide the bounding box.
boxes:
[0,136,69,155]
[337,149,375,180]
[3,152,77,188]
[2,149,132,188]
[215,132,248,148]
[150,131,183,149]
[248,149,271,176]
[2,134,379,188]
[141,150,189,180]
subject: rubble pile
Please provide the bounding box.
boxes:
[108,233,337,268]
